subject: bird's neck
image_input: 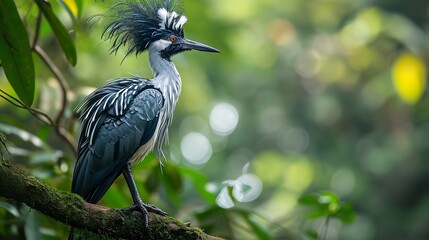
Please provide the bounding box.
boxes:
[149,50,178,77]
[148,50,182,153]
[148,50,182,105]
[149,51,182,88]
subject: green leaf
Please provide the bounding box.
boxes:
[240,212,271,240]
[0,202,20,218]
[75,0,84,18]
[318,191,340,214]
[298,194,319,206]
[24,210,42,240]
[307,209,329,219]
[318,191,339,205]
[0,0,35,106]
[35,0,77,66]
[305,229,319,240]
[35,125,52,141]
[300,191,356,222]
[334,203,356,223]
[29,150,63,165]
[0,123,50,150]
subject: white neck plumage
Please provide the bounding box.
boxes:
[148,49,182,100]
[147,47,182,152]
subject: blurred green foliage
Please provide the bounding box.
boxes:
[1,0,429,239]
[0,0,35,106]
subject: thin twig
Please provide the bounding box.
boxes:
[32,11,42,48]
[0,89,71,148]
[28,108,54,125]
[33,45,77,156]
[33,45,69,125]
[0,89,25,108]
[320,217,330,240]
[0,89,52,125]
[0,90,76,155]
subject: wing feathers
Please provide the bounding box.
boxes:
[72,78,164,202]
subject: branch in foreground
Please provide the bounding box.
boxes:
[0,161,222,240]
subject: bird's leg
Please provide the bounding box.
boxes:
[122,163,167,225]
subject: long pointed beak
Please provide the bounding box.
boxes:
[181,38,220,53]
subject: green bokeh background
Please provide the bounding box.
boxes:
[1,0,429,239]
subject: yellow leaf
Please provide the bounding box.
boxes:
[64,0,78,17]
[392,52,426,105]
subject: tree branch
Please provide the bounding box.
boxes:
[0,161,222,240]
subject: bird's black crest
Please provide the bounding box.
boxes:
[95,0,187,57]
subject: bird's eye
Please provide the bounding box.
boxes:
[169,36,177,43]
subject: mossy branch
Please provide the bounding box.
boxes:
[0,161,222,240]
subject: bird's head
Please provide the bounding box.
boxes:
[98,0,220,60]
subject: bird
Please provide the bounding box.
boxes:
[70,0,219,237]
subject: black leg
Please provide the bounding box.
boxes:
[122,163,167,227]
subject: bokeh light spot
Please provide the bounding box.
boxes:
[310,95,342,126]
[277,127,310,153]
[330,168,356,196]
[284,158,314,192]
[180,132,212,165]
[205,182,218,194]
[268,19,296,46]
[318,57,350,84]
[258,106,287,134]
[339,8,382,50]
[392,52,426,105]
[60,162,69,173]
[295,50,321,78]
[252,151,287,185]
[260,192,298,219]
[210,102,239,136]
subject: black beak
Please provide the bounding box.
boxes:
[181,38,220,53]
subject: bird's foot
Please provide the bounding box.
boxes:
[128,202,167,216]
[125,201,167,228]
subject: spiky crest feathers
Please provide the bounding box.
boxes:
[97,0,187,57]
[157,8,187,32]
